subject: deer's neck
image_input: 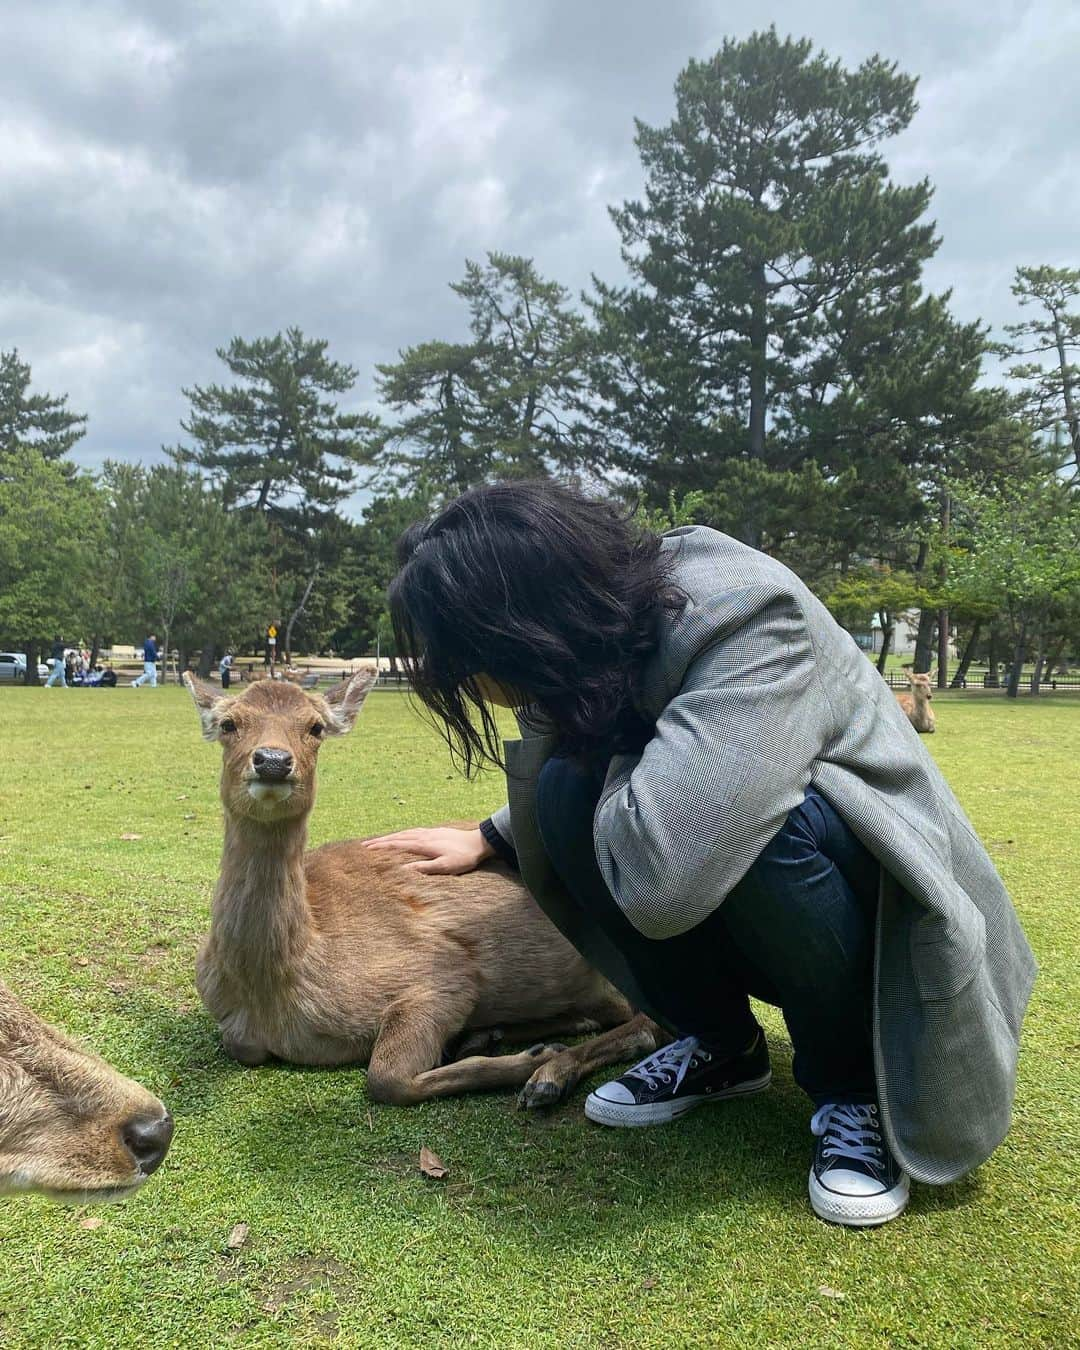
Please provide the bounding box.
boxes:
[213,812,313,991]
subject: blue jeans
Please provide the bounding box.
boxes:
[132,661,158,687]
[534,757,879,1104]
[45,661,66,686]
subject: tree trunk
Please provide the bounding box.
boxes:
[284,566,320,666]
[875,610,893,674]
[741,258,768,549]
[1042,641,1064,685]
[89,634,101,669]
[936,491,950,688]
[913,608,936,675]
[1031,631,1046,696]
[198,643,216,679]
[1053,316,1080,475]
[748,261,767,461]
[950,620,981,688]
[985,627,1000,687]
[23,639,41,686]
[1006,622,1028,699]
[937,607,949,688]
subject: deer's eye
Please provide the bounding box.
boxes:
[219,718,237,735]
[309,722,325,738]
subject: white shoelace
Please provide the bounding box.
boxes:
[626,1035,712,1092]
[810,1102,884,1166]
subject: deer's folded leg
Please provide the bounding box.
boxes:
[366,995,569,1105]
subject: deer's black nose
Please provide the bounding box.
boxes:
[252,748,294,781]
[122,1111,174,1176]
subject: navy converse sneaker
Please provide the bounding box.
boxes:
[584,1030,771,1127]
[809,1102,910,1226]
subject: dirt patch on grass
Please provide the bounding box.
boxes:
[260,1256,352,1337]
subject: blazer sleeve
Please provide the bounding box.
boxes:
[593,588,831,939]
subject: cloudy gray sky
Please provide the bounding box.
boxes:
[3,0,1078,507]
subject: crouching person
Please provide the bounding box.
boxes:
[370,482,1036,1228]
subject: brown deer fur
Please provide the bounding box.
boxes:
[0,980,172,1200]
[895,671,936,733]
[184,670,667,1108]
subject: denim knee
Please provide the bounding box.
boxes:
[535,756,600,866]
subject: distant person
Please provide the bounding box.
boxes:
[99,664,118,688]
[219,649,234,690]
[44,637,67,687]
[132,634,159,687]
[64,651,77,684]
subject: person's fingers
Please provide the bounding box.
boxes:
[363,835,429,852]
[404,858,460,875]
[363,830,421,845]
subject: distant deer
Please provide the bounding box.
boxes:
[184,670,666,1109]
[0,979,173,1201]
[896,671,936,733]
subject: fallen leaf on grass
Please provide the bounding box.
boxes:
[818,1286,845,1300]
[79,1217,103,1231]
[226,1222,250,1250]
[75,957,89,967]
[182,813,196,821]
[642,1277,659,1291]
[419,1147,449,1179]
[119,832,143,841]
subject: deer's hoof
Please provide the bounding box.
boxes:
[517,1074,569,1111]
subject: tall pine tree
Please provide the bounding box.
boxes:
[170,328,375,534]
[586,29,974,552]
[370,253,593,497]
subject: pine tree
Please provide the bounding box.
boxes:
[169,328,375,534]
[371,254,592,497]
[587,28,957,547]
[0,349,87,470]
[996,265,1080,480]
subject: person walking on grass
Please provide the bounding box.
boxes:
[44,636,67,687]
[132,633,159,687]
[219,649,234,690]
[366,482,1036,1229]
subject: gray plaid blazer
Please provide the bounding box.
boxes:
[490,526,1036,1185]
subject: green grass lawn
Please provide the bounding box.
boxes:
[0,687,1076,1348]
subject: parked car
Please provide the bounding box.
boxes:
[0,652,50,682]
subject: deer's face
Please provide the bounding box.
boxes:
[185,670,377,824]
[908,673,933,701]
[0,983,172,1202]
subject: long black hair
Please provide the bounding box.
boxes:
[388,481,685,774]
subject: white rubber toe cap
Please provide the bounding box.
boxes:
[589,1080,636,1105]
[817,1167,889,1198]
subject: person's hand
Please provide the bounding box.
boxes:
[362,826,494,875]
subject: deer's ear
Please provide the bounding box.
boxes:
[184,672,227,740]
[322,666,378,735]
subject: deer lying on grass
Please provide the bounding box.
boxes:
[896,671,936,733]
[0,980,173,1201]
[184,669,666,1108]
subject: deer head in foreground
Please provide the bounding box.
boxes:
[0,981,173,1201]
[896,671,936,734]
